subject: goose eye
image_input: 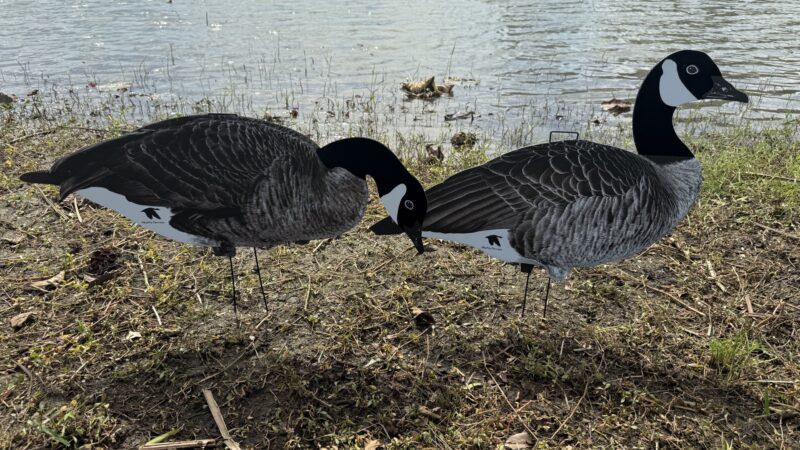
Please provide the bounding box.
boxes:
[404,199,415,210]
[686,65,699,75]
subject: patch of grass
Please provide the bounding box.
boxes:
[709,332,760,378]
[1,108,799,449]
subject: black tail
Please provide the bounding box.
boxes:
[19,170,59,185]
[369,216,402,235]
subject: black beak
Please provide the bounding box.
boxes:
[401,221,424,255]
[702,76,748,103]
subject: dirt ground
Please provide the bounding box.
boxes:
[1,120,798,449]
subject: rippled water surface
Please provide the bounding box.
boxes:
[1,0,798,141]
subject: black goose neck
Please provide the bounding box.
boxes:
[317,137,407,195]
[633,69,694,160]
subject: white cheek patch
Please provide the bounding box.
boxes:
[659,59,697,107]
[380,184,407,223]
[76,187,218,247]
[422,228,538,265]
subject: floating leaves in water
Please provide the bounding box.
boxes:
[445,111,475,122]
[401,76,454,100]
[402,76,435,94]
[601,98,633,115]
[94,81,133,93]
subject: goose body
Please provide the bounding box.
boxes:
[372,50,748,307]
[21,114,427,256]
[414,142,702,280]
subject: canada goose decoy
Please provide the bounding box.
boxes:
[21,114,427,313]
[371,50,748,317]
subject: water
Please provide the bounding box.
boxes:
[1,0,798,145]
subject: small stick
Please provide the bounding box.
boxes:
[312,238,333,253]
[72,197,83,223]
[202,389,242,450]
[647,285,706,317]
[197,351,248,384]
[137,255,151,289]
[151,305,162,326]
[743,171,799,183]
[139,439,216,449]
[754,223,800,241]
[550,381,589,440]
[303,274,312,310]
[744,295,754,314]
[33,186,68,221]
[482,353,537,440]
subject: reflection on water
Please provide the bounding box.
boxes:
[1,0,798,143]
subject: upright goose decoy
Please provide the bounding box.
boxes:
[21,114,427,312]
[371,50,748,316]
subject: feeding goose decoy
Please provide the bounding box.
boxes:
[371,50,748,317]
[21,113,427,313]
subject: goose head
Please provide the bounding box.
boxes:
[658,50,748,107]
[316,137,427,254]
[379,177,427,254]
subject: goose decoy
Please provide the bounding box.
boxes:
[371,50,748,317]
[21,113,427,312]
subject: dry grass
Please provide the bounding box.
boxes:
[1,114,799,449]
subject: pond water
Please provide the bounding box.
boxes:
[1,0,798,145]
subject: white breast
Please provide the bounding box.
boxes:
[422,229,538,265]
[76,187,219,247]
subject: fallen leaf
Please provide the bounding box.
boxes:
[412,307,436,330]
[504,431,533,449]
[30,271,65,291]
[364,439,382,450]
[96,82,132,93]
[401,76,435,94]
[1,230,24,245]
[417,405,442,420]
[450,130,477,146]
[601,98,632,115]
[423,144,444,164]
[125,331,142,341]
[10,312,34,330]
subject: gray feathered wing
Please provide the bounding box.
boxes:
[372,140,665,267]
[30,114,321,240]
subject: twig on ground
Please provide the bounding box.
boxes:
[550,381,589,440]
[743,171,799,183]
[754,222,800,241]
[33,185,68,221]
[482,352,537,441]
[139,439,216,449]
[202,389,242,450]
[72,197,83,223]
[198,351,249,384]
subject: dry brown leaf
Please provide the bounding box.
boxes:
[10,312,34,330]
[401,76,435,94]
[601,98,632,115]
[1,230,24,245]
[125,331,142,341]
[504,431,533,449]
[30,270,65,291]
[364,439,382,450]
[412,308,436,330]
